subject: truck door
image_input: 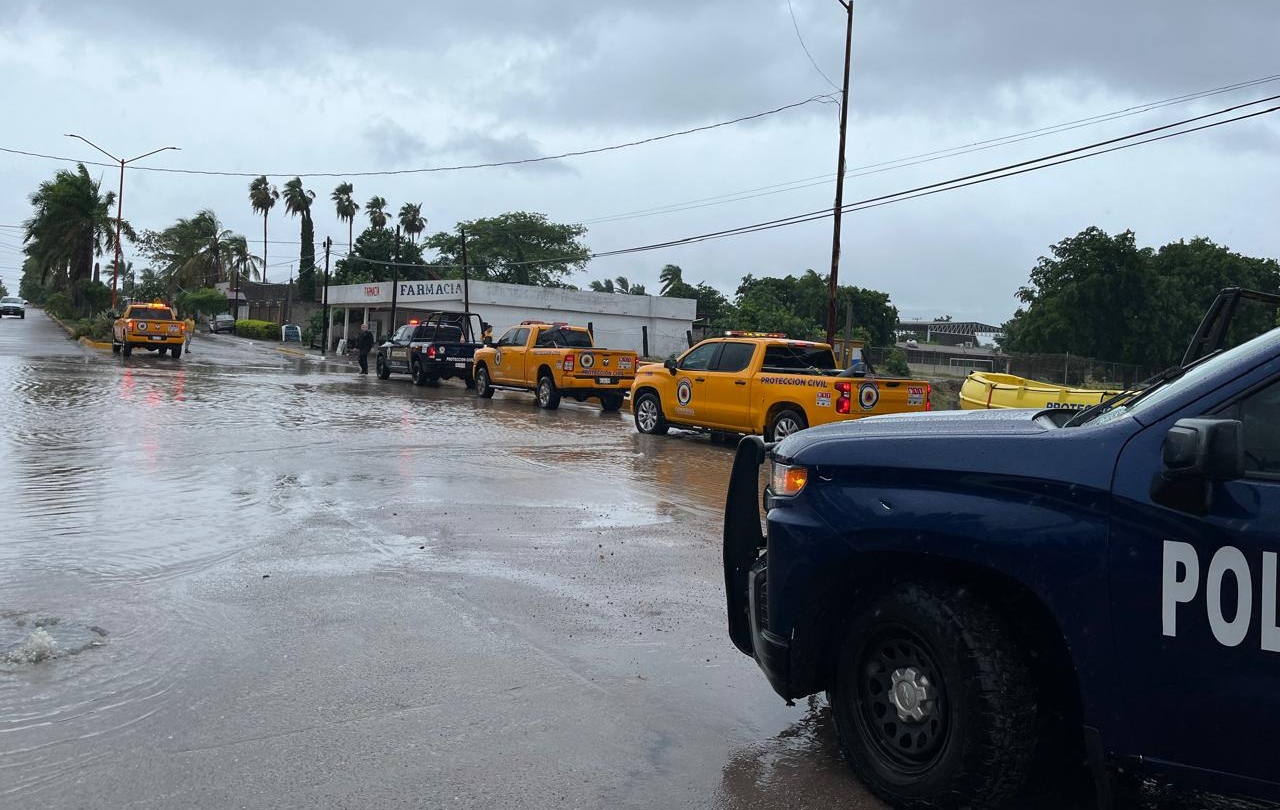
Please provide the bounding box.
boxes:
[1108,370,1280,783]
[701,341,757,431]
[491,327,529,384]
[670,342,723,425]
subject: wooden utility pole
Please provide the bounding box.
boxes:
[460,226,470,313]
[321,237,332,355]
[826,0,854,346]
[389,225,401,331]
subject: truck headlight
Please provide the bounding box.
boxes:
[770,461,808,497]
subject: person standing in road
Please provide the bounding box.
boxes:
[183,314,196,353]
[357,323,375,374]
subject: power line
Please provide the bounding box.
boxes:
[0,95,835,179]
[786,0,840,92]
[579,72,1280,226]
[588,101,1280,259]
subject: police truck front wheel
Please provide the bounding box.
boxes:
[475,366,494,398]
[536,375,561,410]
[412,361,428,386]
[376,356,391,380]
[829,584,1037,810]
[633,392,669,435]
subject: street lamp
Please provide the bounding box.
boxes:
[64,134,180,310]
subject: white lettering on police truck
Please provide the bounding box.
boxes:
[1162,541,1280,652]
[1163,540,1199,637]
[1206,546,1251,647]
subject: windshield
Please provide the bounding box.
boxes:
[1,297,21,304]
[1087,328,1280,426]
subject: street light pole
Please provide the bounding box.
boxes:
[64,135,180,311]
[825,0,854,347]
[322,237,332,355]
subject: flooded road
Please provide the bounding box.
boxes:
[0,310,876,809]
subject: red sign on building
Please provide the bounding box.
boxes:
[363,285,381,297]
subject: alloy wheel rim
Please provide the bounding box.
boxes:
[638,400,657,431]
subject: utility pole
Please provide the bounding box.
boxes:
[459,226,470,313]
[825,0,854,347]
[389,225,401,331]
[64,135,179,311]
[322,237,332,355]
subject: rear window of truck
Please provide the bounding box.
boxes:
[762,345,836,371]
[128,307,174,320]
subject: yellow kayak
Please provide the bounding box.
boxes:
[959,372,1121,411]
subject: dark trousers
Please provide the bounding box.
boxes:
[358,350,370,373]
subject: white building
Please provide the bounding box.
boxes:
[325,278,696,358]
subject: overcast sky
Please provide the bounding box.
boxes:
[2,0,1278,325]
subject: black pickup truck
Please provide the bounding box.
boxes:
[375,311,484,387]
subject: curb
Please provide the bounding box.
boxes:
[80,337,113,351]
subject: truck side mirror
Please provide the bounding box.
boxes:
[664,357,677,375]
[1151,417,1244,514]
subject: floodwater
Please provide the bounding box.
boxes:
[0,312,1264,810]
[0,311,872,809]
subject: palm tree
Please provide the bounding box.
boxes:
[659,264,683,295]
[614,276,645,295]
[398,202,426,243]
[331,182,360,251]
[141,210,251,292]
[248,176,279,282]
[23,163,130,312]
[589,278,616,293]
[366,196,388,229]
[224,234,263,282]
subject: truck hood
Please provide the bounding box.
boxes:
[775,407,1126,490]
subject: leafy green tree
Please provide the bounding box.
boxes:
[248,176,279,282]
[22,163,132,315]
[426,212,590,287]
[658,264,684,296]
[136,210,253,293]
[331,182,360,251]
[282,178,317,299]
[176,287,229,317]
[1001,227,1280,368]
[332,226,429,285]
[398,202,426,243]
[884,347,911,377]
[0,280,8,297]
[366,196,389,229]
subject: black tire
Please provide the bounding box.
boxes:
[411,361,428,386]
[171,345,183,358]
[633,392,669,435]
[600,394,624,412]
[536,375,561,410]
[766,408,807,442]
[829,584,1037,810]
[475,365,495,398]
[122,342,132,357]
[376,355,391,380]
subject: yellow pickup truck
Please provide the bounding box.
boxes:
[472,321,638,411]
[629,333,931,439]
[112,302,187,358]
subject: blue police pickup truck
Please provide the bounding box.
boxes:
[724,289,1280,809]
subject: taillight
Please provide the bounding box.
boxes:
[427,346,437,359]
[926,384,933,411]
[835,381,852,414]
[563,354,575,372]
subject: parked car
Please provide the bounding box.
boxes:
[0,296,25,318]
[208,314,236,334]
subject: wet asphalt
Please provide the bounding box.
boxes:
[0,310,879,810]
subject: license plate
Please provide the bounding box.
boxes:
[597,377,613,385]
[149,336,163,341]
[454,362,466,369]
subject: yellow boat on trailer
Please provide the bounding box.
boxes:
[959,371,1121,411]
